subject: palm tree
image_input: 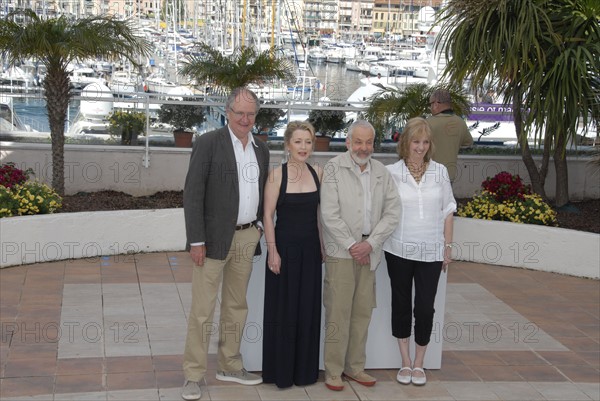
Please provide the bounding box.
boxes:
[435,0,600,206]
[0,10,150,196]
[364,83,470,144]
[179,42,294,94]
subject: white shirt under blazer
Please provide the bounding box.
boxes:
[383,160,456,262]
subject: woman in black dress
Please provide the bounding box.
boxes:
[262,121,323,388]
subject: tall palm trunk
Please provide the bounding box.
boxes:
[553,128,570,207]
[513,86,547,199]
[44,62,71,196]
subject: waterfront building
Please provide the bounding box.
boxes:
[4,0,440,51]
[303,0,337,37]
[371,0,442,41]
[339,0,374,40]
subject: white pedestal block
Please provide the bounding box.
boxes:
[240,237,447,371]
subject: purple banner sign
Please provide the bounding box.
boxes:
[467,103,514,122]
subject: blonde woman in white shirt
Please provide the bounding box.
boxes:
[383,117,456,387]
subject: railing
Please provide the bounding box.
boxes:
[1,90,371,147]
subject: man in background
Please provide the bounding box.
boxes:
[426,89,473,181]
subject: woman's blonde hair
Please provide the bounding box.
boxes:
[397,117,435,161]
[284,121,316,145]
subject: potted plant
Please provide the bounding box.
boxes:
[158,100,206,147]
[107,110,146,145]
[253,102,285,142]
[308,103,347,151]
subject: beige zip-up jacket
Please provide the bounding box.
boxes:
[320,151,400,270]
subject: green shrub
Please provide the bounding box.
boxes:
[308,104,347,137]
[108,110,146,144]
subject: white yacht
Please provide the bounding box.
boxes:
[361,46,384,62]
[110,71,143,97]
[345,59,372,74]
[66,83,113,138]
[69,66,107,90]
[325,47,344,64]
[0,65,38,89]
[369,59,434,79]
[145,73,178,94]
[307,47,327,63]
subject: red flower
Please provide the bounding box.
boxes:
[482,171,531,202]
[0,163,32,189]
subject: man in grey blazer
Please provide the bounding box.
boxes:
[181,88,270,401]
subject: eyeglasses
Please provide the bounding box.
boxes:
[229,107,257,119]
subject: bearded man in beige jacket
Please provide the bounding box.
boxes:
[320,120,400,391]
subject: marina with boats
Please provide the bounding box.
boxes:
[1,5,597,149]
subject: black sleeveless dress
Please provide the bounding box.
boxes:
[262,163,322,388]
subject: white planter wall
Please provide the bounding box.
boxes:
[454,217,600,279]
[0,209,185,267]
[2,209,598,278]
[1,142,599,200]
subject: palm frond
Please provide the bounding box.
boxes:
[179,42,294,92]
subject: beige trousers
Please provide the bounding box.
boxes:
[182,227,260,382]
[323,257,377,377]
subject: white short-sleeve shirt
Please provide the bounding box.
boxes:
[383,160,456,262]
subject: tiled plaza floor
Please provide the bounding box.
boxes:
[0,253,598,401]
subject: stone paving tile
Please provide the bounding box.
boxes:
[303,382,359,400]
[470,365,524,382]
[512,365,568,382]
[576,383,600,401]
[494,351,550,366]
[530,381,594,400]
[106,388,161,400]
[3,357,57,377]
[577,351,600,370]
[256,384,312,401]
[443,381,501,400]
[485,381,545,400]
[56,357,104,375]
[427,365,481,382]
[0,376,55,398]
[0,394,54,401]
[556,364,600,383]
[54,373,104,394]
[207,384,262,400]
[152,354,184,372]
[105,371,156,391]
[1,260,598,400]
[352,381,453,400]
[155,370,184,390]
[106,355,154,373]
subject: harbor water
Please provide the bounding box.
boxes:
[12,97,80,133]
[10,62,365,134]
[302,62,366,101]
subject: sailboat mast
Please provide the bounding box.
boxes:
[241,0,247,48]
[270,0,276,57]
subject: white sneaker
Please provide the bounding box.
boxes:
[396,367,412,385]
[411,367,427,386]
[216,368,263,385]
[181,380,201,400]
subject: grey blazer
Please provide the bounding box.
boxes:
[183,126,270,260]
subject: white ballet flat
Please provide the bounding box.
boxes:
[411,367,426,386]
[396,367,412,385]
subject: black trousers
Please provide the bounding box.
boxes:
[384,252,442,346]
